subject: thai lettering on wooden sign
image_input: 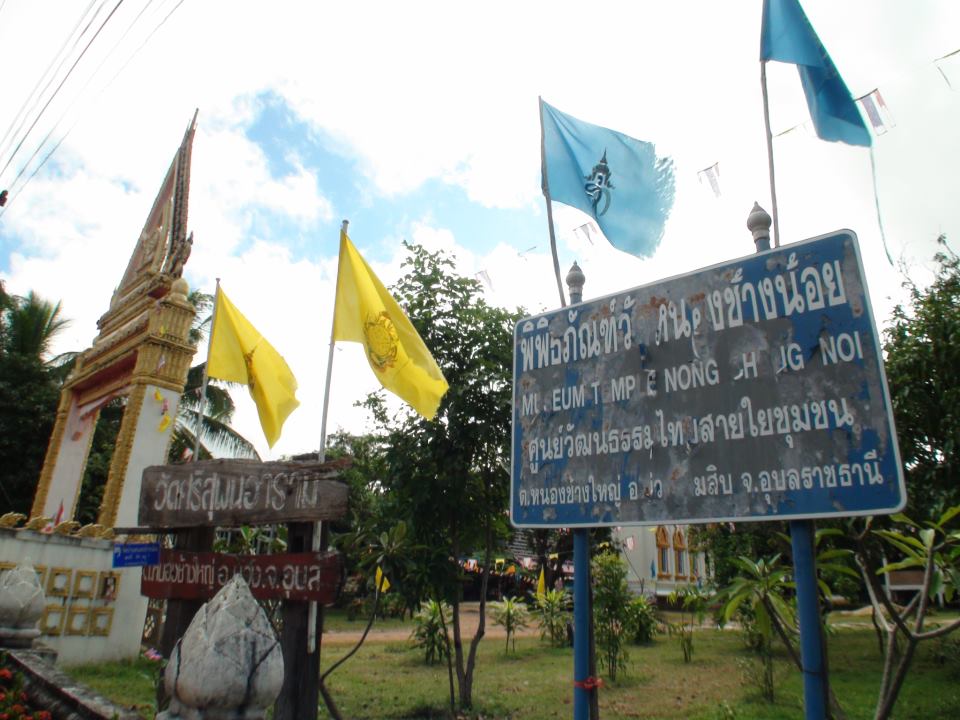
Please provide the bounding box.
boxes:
[140,549,340,602]
[138,458,349,528]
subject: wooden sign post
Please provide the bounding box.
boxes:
[138,458,349,720]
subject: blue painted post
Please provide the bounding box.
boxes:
[565,263,593,720]
[791,520,827,719]
[749,204,827,719]
[573,528,590,720]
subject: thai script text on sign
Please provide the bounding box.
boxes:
[510,231,905,527]
[140,550,340,602]
[138,459,349,528]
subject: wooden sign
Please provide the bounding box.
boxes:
[141,549,340,602]
[138,458,349,528]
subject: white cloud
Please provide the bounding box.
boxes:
[2,0,960,463]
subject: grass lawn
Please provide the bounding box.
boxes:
[66,619,960,719]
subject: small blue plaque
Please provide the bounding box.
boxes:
[112,541,161,568]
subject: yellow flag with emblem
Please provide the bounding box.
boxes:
[536,567,546,600]
[207,286,300,447]
[332,229,448,419]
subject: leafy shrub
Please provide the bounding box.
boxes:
[378,592,407,619]
[591,552,631,680]
[534,589,571,646]
[490,596,530,653]
[410,599,451,665]
[933,636,960,679]
[668,584,710,663]
[625,595,659,644]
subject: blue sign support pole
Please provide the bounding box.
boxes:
[791,520,827,719]
[749,204,826,719]
[573,528,590,720]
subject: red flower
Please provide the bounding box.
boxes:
[0,692,6,701]
[0,713,8,720]
[0,669,12,681]
[36,713,52,720]
[9,706,23,714]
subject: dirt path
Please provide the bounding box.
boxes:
[322,602,543,646]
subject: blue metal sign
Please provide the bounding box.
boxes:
[112,541,161,568]
[510,230,905,528]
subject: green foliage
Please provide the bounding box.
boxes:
[75,398,124,524]
[534,589,571,646]
[668,584,709,662]
[852,507,960,719]
[169,288,259,461]
[874,506,960,603]
[363,242,522,709]
[883,239,960,516]
[0,286,68,515]
[490,596,529,654]
[591,551,631,680]
[690,522,784,590]
[718,555,796,703]
[213,524,287,554]
[624,595,659,645]
[410,599,452,665]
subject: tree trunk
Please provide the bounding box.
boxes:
[438,599,456,717]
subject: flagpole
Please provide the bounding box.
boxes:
[539,97,567,308]
[193,277,221,461]
[760,61,781,248]
[317,220,347,463]
[307,219,348,655]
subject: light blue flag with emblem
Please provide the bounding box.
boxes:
[540,99,675,259]
[760,0,871,147]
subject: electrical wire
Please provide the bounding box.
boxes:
[0,0,188,218]
[0,0,101,170]
[0,0,125,180]
[0,0,159,198]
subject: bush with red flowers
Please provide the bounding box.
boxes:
[0,654,53,720]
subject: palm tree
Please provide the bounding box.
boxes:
[2,289,70,359]
[169,361,260,461]
[169,290,259,462]
[0,285,72,513]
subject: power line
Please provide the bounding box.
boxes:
[0,0,160,197]
[0,0,101,170]
[0,0,189,218]
[0,0,124,180]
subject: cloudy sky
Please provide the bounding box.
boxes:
[1,0,958,460]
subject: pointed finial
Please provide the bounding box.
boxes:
[747,202,772,252]
[566,261,585,304]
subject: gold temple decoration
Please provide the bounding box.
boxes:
[31,112,201,528]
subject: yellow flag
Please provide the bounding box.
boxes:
[375,566,391,593]
[207,287,299,447]
[537,567,546,600]
[333,230,448,419]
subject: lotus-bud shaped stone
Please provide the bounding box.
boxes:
[159,575,283,720]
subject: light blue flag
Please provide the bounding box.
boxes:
[540,100,674,259]
[760,0,871,147]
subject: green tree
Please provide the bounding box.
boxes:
[719,555,796,702]
[0,285,70,514]
[854,506,960,720]
[883,237,960,515]
[591,551,631,681]
[365,242,520,711]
